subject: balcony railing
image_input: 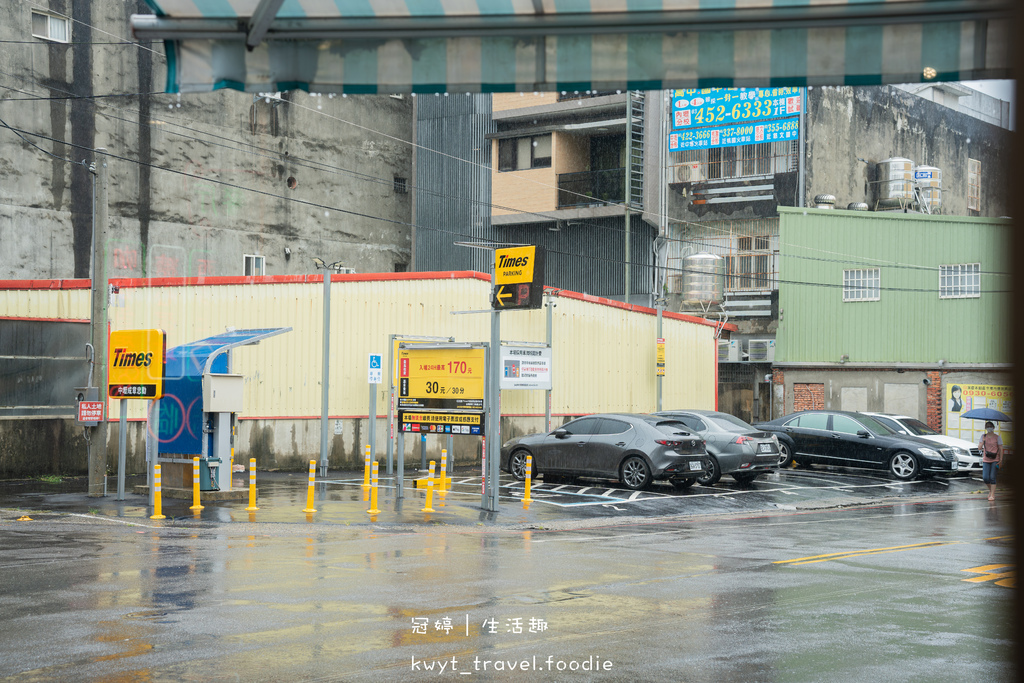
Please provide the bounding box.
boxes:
[557,168,625,208]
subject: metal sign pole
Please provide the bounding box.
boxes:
[369,384,377,465]
[116,398,127,500]
[546,294,554,432]
[386,333,395,475]
[487,310,502,511]
[319,269,332,478]
[396,429,405,499]
[657,300,664,412]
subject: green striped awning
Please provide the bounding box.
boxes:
[131,1,1013,94]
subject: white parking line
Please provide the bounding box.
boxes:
[628,491,642,500]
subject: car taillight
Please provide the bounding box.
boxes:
[656,439,682,447]
[734,436,753,445]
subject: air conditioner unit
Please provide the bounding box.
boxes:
[747,339,776,362]
[675,162,706,184]
[718,339,740,362]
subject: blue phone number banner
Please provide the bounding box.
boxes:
[671,87,803,129]
[669,117,800,152]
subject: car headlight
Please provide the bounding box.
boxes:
[954,447,968,456]
[918,448,940,458]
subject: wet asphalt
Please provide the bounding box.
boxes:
[0,467,1013,681]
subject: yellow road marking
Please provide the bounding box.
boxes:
[774,541,952,566]
[961,564,1015,587]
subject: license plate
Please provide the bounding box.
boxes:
[951,461,958,470]
[758,443,773,454]
[689,461,702,471]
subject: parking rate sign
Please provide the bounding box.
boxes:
[397,346,486,434]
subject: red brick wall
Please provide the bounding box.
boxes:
[925,370,943,431]
[793,383,825,411]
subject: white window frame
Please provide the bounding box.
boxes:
[967,158,981,211]
[243,254,265,276]
[843,268,880,302]
[939,263,980,299]
[32,11,69,43]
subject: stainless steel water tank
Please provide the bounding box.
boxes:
[681,253,725,305]
[876,157,915,208]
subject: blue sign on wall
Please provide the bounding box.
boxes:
[671,87,803,129]
[669,117,800,152]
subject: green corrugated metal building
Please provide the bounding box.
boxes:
[772,207,1012,434]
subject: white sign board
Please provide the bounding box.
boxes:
[500,346,552,390]
[368,353,383,384]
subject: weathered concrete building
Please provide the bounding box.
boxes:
[1,1,413,281]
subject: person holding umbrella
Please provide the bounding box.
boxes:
[978,421,1003,501]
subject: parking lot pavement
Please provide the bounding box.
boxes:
[0,465,996,529]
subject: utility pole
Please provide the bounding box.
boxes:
[88,149,108,497]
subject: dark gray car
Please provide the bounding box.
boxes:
[500,413,709,490]
[656,410,780,485]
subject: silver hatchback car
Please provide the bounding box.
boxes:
[500,413,709,490]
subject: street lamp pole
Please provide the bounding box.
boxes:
[314,258,343,477]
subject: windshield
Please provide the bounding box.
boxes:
[655,421,692,437]
[857,414,898,435]
[707,414,754,433]
[900,418,938,436]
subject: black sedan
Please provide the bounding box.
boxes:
[500,413,709,490]
[655,410,780,485]
[754,411,959,480]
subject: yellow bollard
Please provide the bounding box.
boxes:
[523,455,532,508]
[439,449,448,493]
[422,460,436,512]
[245,458,259,511]
[367,461,381,514]
[190,457,204,511]
[150,464,166,519]
[362,444,371,489]
[302,459,317,513]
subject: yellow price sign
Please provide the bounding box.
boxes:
[398,347,485,411]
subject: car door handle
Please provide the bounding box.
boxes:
[576,441,586,447]
[831,434,842,439]
[616,442,627,446]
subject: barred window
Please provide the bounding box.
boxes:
[843,268,880,302]
[939,263,980,299]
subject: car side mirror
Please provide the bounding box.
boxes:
[857,430,870,438]
[553,429,569,439]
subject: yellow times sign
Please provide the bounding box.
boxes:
[108,329,165,399]
[494,246,537,285]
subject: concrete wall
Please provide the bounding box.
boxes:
[806,86,1010,216]
[772,367,1011,434]
[1,0,413,281]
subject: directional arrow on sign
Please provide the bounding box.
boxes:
[495,285,513,306]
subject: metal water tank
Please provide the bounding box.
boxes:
[875,157,915,208]
[681,253,725,305]
[914,165,942,213]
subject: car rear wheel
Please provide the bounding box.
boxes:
[620,456,652,490]
[671,477,696,490]
[777,442,793,468]
[732,472,760,484]
[509,450,534,481]
[888,451,920,481]
[696,456,721,486]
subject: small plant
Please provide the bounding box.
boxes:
[88,508,100,515]
[39,475,63,484]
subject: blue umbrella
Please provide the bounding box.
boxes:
[960,408,1012,422]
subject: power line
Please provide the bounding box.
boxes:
[0,123,1011,295]
[0,68,1008,277]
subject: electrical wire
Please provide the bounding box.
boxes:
[0,121,1011,295]
[0,65,1012,278]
